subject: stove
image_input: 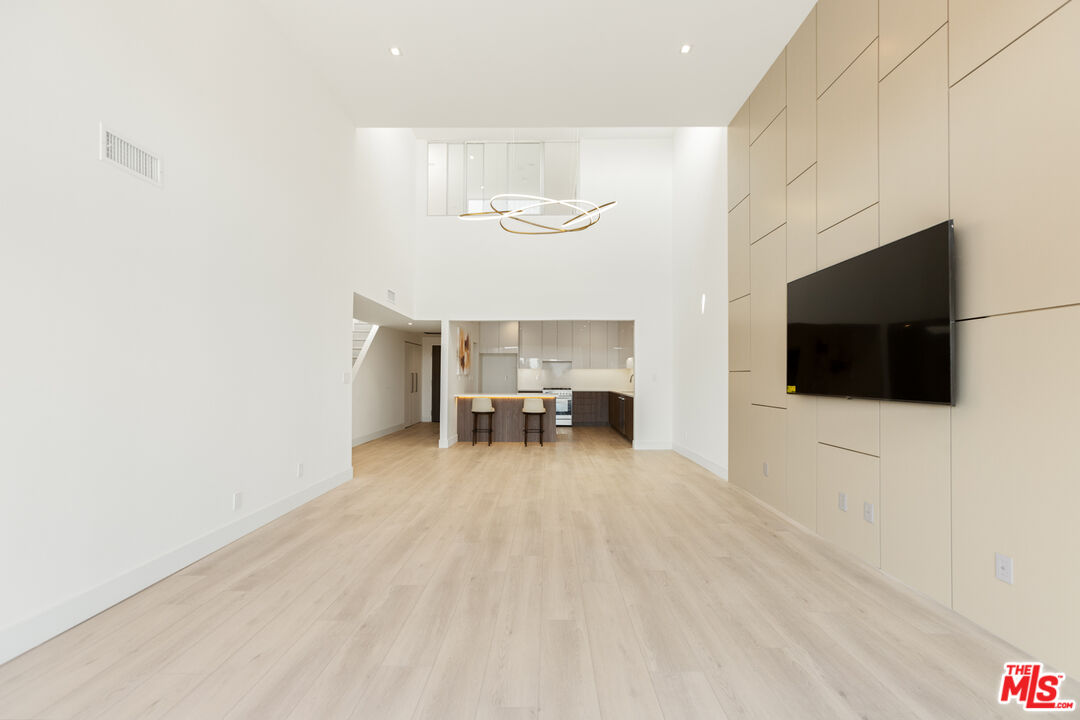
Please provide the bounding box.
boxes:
[543,387,573,426]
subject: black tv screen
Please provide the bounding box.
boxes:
[786,220,954,404]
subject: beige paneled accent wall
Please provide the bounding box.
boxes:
[727,0,1079,677]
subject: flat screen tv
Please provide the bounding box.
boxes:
[786,220,954,404]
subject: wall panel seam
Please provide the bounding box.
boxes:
[787,161,817,187]
[751,106,789,147]
[948,0,1073,88]
[879,21,949,83]
[818,36,880,100]
[751,222,786,246]
[818,441,880,459]
[956,300,1080,323]
[817,202,878,235]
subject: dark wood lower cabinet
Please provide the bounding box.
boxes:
[571,391,633,442]
[571,391,609,425]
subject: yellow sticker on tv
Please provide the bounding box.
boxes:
[787,385,796,393]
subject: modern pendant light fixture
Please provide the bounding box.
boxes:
[458,128,617,234]
[459,194,618,235]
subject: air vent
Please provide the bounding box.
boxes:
[386,289,397,304]
[99,124,161,185]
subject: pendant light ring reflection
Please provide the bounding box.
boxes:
[458,194,618,235]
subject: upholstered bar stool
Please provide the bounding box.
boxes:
[522,396,546,447]
[471,397,495,446]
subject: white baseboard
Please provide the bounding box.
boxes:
[352,424,405,447]
[0,467,352,666]
[673,443,728,481]
[440,432,458,449]
[632,440,673,451]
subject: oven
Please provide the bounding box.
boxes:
[544,387,573,426]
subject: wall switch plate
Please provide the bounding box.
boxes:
[863,501,875,524]
[343,371,351,384]
[232,492,242,512]
[762,462,769,477]
[838,492,847,511]
[297,463,304,479]
[995,552,1014,584]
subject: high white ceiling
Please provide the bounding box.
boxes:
[256,0,814,127]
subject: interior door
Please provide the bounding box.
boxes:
[405,342,422,427]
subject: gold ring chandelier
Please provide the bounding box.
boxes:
[458,194,618,235]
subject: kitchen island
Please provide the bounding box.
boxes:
[456,394,557,444]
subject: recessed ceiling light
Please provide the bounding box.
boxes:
[389,47,401,56]
[407,321,413,325]
[681,44,692,54]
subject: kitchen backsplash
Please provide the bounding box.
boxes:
[518,367,633,392]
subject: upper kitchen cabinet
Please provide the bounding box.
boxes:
[518,321,542,367]
[542,321,558,360]
[479,321,500,354]
[480,321,519,354]
[606,321,620,368]
[589,321,608,368]
[539,320,573,361]
[557,320,573,361]
[572,321,590,368]
[522,320,633,369]
[618,321,634,368]
[499,321,519,353]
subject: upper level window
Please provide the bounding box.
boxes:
[427,141,580,216]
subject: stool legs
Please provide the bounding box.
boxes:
[473,411,494,446]
[523,413,545,447]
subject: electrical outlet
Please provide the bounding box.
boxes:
[838,492,847,511]
[232,492,242,512]
[863,501,875,524]
[995,552,1014,585]
[762,462,769,477]
[297,462,304,479]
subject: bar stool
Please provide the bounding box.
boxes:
[522,396,546,447]
[471,397,495,446]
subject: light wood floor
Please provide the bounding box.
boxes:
[0,424,1073,719]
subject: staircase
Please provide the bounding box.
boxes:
[352,320,379,377]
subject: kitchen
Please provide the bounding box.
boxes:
[452,320,634,445]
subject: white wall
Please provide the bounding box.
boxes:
[0,0,401,663]
[350,129,417,316]
[672,128,729,477]
[441,321,481,445]
[416,138,674,449]
[352,328,422,445]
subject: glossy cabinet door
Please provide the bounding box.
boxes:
[557,320,573,361]
[618,321,634,368]
[606,321,620,368]
[542,320,558,360]
[589,322,607,368]
[479,321,499,354]
[572,321,590,368]
[499,321,518,353]
[518,321,541,368]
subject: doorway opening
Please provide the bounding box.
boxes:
[431,345,441,422]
